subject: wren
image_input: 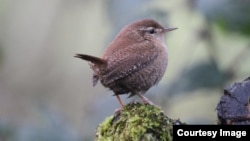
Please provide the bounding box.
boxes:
[75,19,177,107]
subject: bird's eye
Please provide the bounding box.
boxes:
[148,29,155,34]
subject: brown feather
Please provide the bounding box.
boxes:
[74,54,106,65]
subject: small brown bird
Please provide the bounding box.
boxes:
[75,19,177,107]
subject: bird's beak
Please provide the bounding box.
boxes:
[163,27,178,32]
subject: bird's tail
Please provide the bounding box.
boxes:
[75,54,106,86]
[74,54,106,65]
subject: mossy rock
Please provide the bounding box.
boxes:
[95,101,182,141]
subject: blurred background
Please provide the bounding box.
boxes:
[0,0,250,140]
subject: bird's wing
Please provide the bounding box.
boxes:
[102,43,158,85]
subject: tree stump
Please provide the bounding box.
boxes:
[95,101,183,141]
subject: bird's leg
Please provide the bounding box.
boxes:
[137,94,155,105]
[114,95,124,114]
[116,95,124,108]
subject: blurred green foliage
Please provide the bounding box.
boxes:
[167,61,226,97]
[196,0,250,35]
[164,0,250,98]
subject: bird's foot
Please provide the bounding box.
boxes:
[114,108,122,114]
[137,94,159,107]
[142,98,155,105]
[137,94,152,104]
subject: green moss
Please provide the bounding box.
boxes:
[95,102,182,141]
